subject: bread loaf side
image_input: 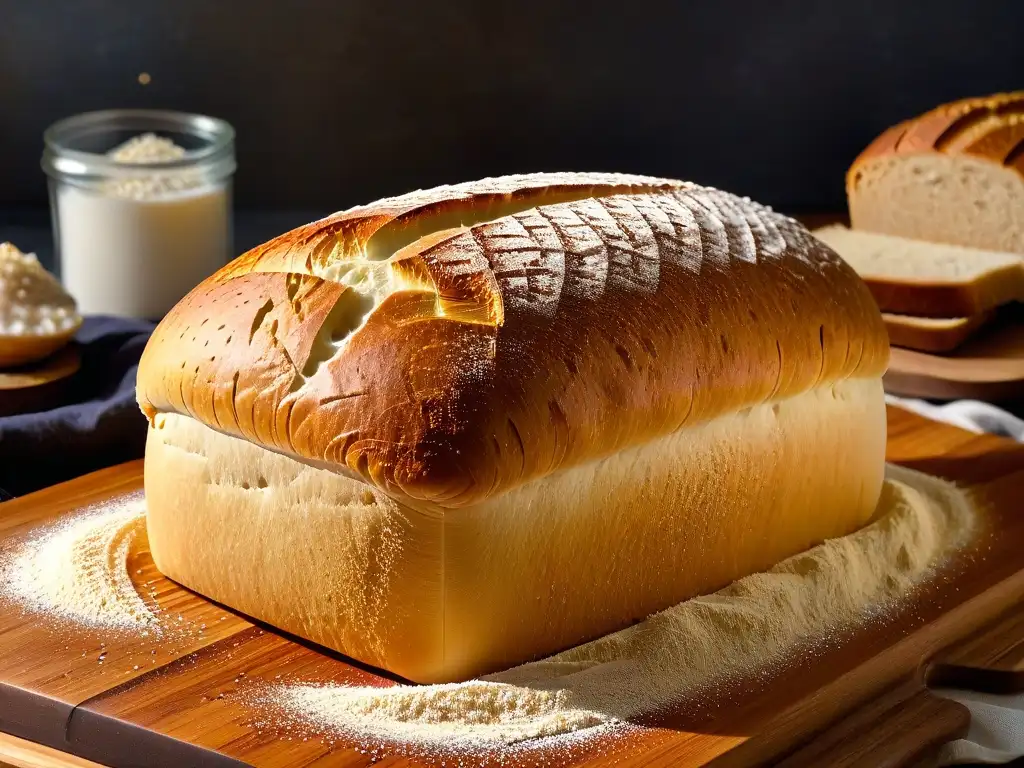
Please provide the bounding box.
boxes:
[147,376,885,683]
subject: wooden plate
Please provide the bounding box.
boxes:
[0,344,81,417]
[884,321,1024,402]
[0,406,1023,767]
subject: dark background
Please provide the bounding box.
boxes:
[2,0,1022,263]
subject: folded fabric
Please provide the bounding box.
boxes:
[933,688,1024,765]
[0,316,154,499]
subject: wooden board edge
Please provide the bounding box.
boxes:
[66,709,246,768]
[0,730,106,768]
[884,369,1024,403]
[0,691,74,757]
[0,462,144,522]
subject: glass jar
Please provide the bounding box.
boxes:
[41,109,236,320]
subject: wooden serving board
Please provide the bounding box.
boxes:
[884,320,1024,403]
[0,345,81,418]
[0,406,1023,768]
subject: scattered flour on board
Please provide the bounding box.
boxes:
[270,463,978,751]
[0,493,158,631]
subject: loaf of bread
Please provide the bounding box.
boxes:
[813,225,1024,318]
[848,91,1024,253]
[137,173,889,683]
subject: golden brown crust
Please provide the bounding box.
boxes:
[882,311,993,353]
[137,173,888,510]
[858,269,1024,318]
[850,121,911,176]
[848,91,1024,191]
[863,278,992,318]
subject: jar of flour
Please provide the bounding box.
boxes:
[41,110,235,320]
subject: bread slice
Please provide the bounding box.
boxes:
[813,225,1024,317]
[883,311,992,353]
[138,173,889,683]
[847,91,1024,253]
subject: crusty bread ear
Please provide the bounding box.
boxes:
[813,225,1024,317]
[847,91,1024,253]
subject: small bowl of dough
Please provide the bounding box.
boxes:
[0,242,82,369]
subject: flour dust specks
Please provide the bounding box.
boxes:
[0,492,159,632]
[265,464,976,755]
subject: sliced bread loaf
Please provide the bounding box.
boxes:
[813,225,1024,317]
[882,311,993,353]
[847,91,1024,253]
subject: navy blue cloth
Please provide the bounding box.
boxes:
[0,316,154,499]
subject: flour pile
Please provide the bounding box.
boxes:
[103,133,203,199]
[0,493,157,631]
[273,463,977,749]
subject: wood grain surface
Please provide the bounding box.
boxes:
[0,462,251,751]
[0,405,1022,767]
[0,345,81,418]
[0,732,105,768]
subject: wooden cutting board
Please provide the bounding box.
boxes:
[0,405,1023,768]
[0,344,81,418]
